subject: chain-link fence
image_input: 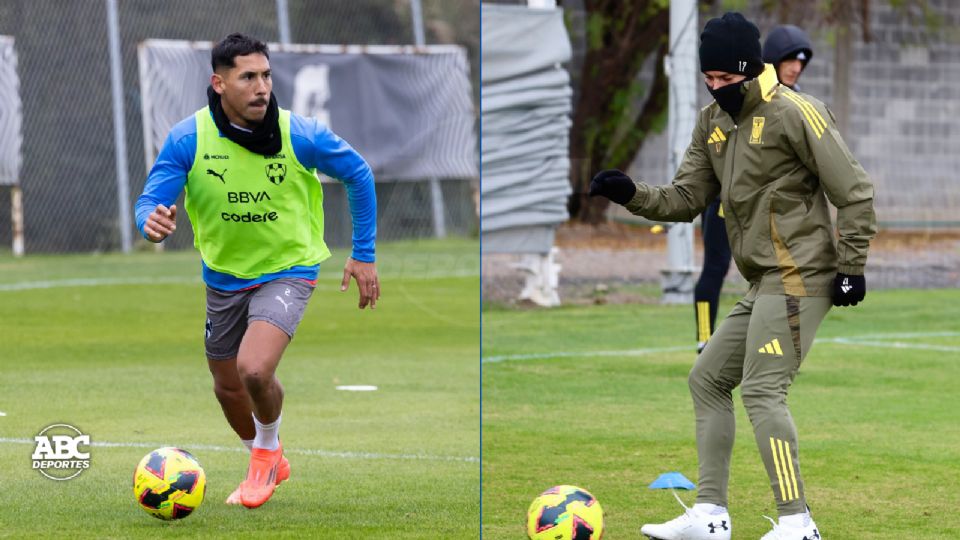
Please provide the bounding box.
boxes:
[0,0,479,254]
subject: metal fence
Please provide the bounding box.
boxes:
[0,0,479,254]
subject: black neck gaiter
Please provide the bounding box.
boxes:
[206,86,282,156]
[707,80,748,119]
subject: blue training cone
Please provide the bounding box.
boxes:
[648,472,696,490]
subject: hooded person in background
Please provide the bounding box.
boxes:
[763,24,814,90]
[590,12,875,540]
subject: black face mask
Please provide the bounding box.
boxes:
[707,80,747,119]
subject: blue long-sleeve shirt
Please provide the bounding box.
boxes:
[135,112,376,291]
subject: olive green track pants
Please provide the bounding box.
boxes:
[689,285,831,516]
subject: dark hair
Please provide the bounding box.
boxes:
[211,33,269,71]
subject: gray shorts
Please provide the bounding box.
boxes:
[205,278,315,360]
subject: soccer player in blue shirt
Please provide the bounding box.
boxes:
[135,33,378,508]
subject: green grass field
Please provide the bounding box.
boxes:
[483,288,960,539]
[0,238,479,539]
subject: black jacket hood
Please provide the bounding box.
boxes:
[762,24,813,66]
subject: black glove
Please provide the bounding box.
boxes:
[589,169,637,206]
[832,273,866,307]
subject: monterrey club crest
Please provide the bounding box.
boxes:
[265,163,287,185]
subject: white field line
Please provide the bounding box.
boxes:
[483,332,960,363]
[0,269,477,292]
[394,269,478,278]
[482,345,691,363]
[0,276,200,291]
[395,280,479,329]
[822,337,960,352]
[0,437,478,464]
[818,331,960,340]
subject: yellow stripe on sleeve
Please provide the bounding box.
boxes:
[782,92,825,139]
[783,91,826,131]
[784,94,824,138]
[793,94,828,132]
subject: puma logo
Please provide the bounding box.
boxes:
[206,168,227,183]
[275,295,292,312]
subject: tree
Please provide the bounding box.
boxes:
[566,1,672,224]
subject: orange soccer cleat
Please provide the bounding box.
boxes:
[226,451,289,506]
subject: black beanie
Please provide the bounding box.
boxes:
[699,12,764,78]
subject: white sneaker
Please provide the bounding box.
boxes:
[759,515,822,540]
[640,492,731,540]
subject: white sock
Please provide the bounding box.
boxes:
[252,413,281,451]
[241,438,254,452]
[693,503,727,515]
[779,511,811,528]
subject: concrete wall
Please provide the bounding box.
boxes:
[623,0,960,229]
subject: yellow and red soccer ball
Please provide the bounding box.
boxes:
[527,485,604,539]
[133,447,206,520]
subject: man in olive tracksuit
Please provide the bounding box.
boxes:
[695,24,817,355]
[590,13,875,540]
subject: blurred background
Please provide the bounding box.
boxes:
[0,0,479,254]
[482,0,960,305]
